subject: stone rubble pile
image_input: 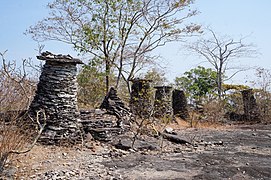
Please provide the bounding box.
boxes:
[80,109,125,142]
[100,87,131,125]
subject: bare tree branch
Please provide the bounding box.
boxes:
[26,0,201,93]
[187,27,258,99]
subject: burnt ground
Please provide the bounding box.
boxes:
[3,123,271,180]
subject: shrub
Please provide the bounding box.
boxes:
[0,52,43,174]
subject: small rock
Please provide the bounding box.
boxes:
[214,141,223,146]
[164,127,174,134]
[174,147,182,153]
[103,154,109,158]
[129,149,136,153]
[70,171,76,176]
[30,175,36,178]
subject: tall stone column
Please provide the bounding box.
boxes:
[241,89,261,121]
[172,89,189,119]
[29,51,83,144]
[130,78,152,118]
[153,86,173,119]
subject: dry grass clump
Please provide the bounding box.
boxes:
[0,114,35,172]
[0,52,41,174]
[203,100,225,123]
[255,90,271,123]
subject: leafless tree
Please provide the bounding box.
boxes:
[0,52,45,173]
[0,51,37,110]
[187,28,258,99]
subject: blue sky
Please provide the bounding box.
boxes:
[0,0,270,85]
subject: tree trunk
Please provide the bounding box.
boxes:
[217,61,223,100]
[217,73,222,100]
[105,59,110,93]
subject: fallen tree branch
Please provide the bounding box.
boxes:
[159,132,191,145]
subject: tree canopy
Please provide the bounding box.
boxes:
[27,0,200,93]
[174,66,217,104]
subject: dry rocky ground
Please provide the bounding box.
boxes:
[2,122,271,180]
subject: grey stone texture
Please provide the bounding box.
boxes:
[129,78,153,118]
[153,86,173,118]
[100,87,131,123]
[241,89,261,121]
[172,89,189,119]
[29,51,83,144]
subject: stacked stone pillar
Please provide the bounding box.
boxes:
[241,89,261,121]
[153,86,173,119]
[29,51,83,144]
[172,89,189,119]
[130,79,152,118]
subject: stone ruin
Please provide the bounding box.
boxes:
[29,52,132,143]
[80,109,124,142]
[7,51,263,147]
[153,86,173,118]
[241,89,261,121]
[129,79,189,120]
[80,87,131,142]
[26,56,263,146]
[29,51,83,144]
[130,78,153,118]
[100,87,131,127]
[172,89,189,119]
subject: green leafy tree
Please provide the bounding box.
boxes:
[142,68,168,86]
[174,66,217,104]
[77,64,109,108]
[27,0,200,93]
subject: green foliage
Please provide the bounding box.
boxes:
[222,83,250,113]
[223,84,250,91]
[174,66,217,104]
[77,64,108,108]
[142,68,168,87]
